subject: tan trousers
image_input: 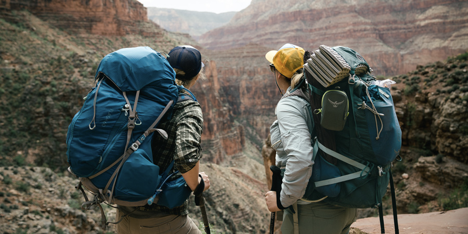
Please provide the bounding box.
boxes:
[117,210,202,234]
[281,202,357,234]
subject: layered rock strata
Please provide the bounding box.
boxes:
[200,0,468,76]
[1,0,154,36]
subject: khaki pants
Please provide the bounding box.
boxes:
[117,210,202,234]
[281,202,357,234]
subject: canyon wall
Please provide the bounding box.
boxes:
[203,44,281,145]
[200,0,468,76]
[147,8,235,39]
[198,0,468,142]
[0,0,152,36]
[191,60,246,163]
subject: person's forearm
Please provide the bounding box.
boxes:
[181,161,200,191]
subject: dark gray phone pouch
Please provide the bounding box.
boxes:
[315,90,349,131]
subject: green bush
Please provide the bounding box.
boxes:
[411,76,421,82]
[3,175,12,185]
[15,228,28,234]
[459,63,467,69]
[33,183,42,189]
[448,84,460,93]
[68,199,81,209]
[445,78,455,86]
[393,162,407,173]
[455,52,468,61]
[404,84,419,95]
[438,179,468,211]
[13,155,25,166]
[70,191,80,199]
[15,181,30,193]
[407,201,420,214]
[397,181,406,190]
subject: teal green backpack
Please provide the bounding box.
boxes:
[303,45,401,233]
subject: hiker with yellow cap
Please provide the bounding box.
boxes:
[264,43,357,234]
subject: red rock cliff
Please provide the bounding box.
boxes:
[1,0,150,36]
[191,59,246,163]
[200,0,468,76]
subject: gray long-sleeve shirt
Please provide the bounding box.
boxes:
[270,90,315,208]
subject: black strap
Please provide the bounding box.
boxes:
[390,170,399,234]
[378,203,385,234]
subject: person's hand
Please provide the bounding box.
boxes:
[199,172,210,191]
[265,191,281,212]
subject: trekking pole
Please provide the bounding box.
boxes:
[270,165,283,234]
[195,175,210,234]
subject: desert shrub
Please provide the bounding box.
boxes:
[67,199,81,209]
[392,161,407,173]
[15,181,30,193]
[13,155,25,166]
[445,78,455,86]
[407,201,420,214]
[438,179,468,211]
[404,84,419,95]
[459,63,467,69]
[448,84,460,93]
[397,181,406,190]
[70,191,80,199]
[411,76,421,82]
[33,183,42,189]
[3,175,12,185]
[1,203,11,213]
[455,52,468,61]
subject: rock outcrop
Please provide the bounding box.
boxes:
[1,0,155,36]
[203,43,281,145]
[200,0,468,76]
[191,60,246,163]
[0,165,271,234]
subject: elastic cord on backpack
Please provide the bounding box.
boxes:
[89,78,104,130]
[364,86,384,140]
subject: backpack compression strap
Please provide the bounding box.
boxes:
[313,140,371,187]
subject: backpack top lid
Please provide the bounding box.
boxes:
[95,46,176,92]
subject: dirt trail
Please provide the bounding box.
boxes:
[352,208,468,234]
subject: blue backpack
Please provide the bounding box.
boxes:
[301,46,401,232]
[66,47,192,213]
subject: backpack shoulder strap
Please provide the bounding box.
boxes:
[177,86,198,103]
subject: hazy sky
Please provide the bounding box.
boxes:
[137,0,251,14]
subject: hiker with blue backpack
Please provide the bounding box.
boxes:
[66,45,210,234]
[264,43,358,234]
[264,43,402,234]
[116,45,210,234]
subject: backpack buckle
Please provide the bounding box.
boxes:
[131,142,139,151]
[378,166,384,176]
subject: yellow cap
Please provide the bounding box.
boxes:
[265,43,305,78]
